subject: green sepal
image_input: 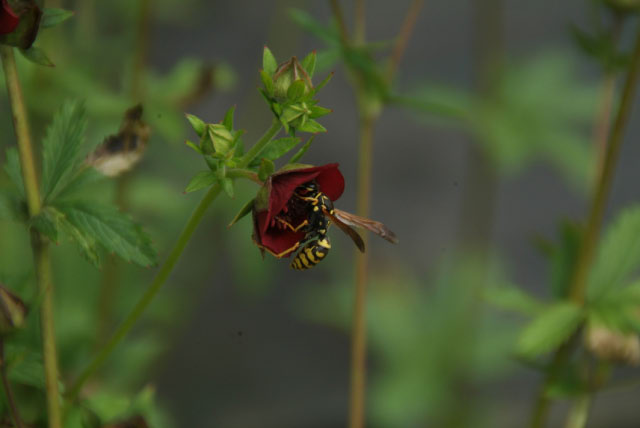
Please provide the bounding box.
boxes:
[19,46,54,67]
[221,178,234,198]
[314,71,334,93]
[258,158,275,182]
[260,70,275,97]
[263,46,278,77]
[287,79,306,101]
[296,119,326,133]
[204,155,219,172]
[185,114,207,137]
[185,140,202,154]
[288,135,315,164]
[228,198,255,227]
[40,8,74,29]
[254,184,270,212]
[309,105,332,118]
[184,170,217,193]
[301,50,317,78]
[222,105,236,131]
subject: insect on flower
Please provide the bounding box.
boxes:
[251,163,397,270]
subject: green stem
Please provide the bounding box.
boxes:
[238,118,282,168]
[66,119,281,403]
[1,46,63,428]
[0,340,25,428]
[530,20,640,428]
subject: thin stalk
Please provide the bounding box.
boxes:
[0,340,25,428]
[386,0,424,83]
[66,120,282,403]
[1,46,62,428]
[354,0,366,45]
[530,20,640,428]
[131,0,151,102]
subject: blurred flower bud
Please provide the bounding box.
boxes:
[272,57,313,100]
[87,105,150,177]
[0,0,41,49]
[585,324,640,366]
[0,284,27,335]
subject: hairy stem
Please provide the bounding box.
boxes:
[0,341,25,428]
[1,46,62,428]
[531,20,640,428]
[66,119,281,403]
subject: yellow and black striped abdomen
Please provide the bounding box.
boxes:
[291,235,331,270]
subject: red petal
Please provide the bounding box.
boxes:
[254,211,305,257]
[266,163,344,229]
[0,0,19,35]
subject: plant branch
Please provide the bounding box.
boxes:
[1,46,63,428]
[0,340,25,428]
[329,0,350,44]
[530,20,640,428]
[386,0,424,83]
[238,118,282,168]
[354,0,366,45]
[131,0,151,101]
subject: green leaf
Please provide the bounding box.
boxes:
[185,113,206,137]
[223,105,236,131]
[58,210,100,266]
[484,284,545,316]
[54,168,104,201]
[4,148,25,197]
[55,201,157,267]
[185,140,202,154]
[41,100,87,202]
[260,70,275,97]
[228,198,254,227]
[184,170,217,193]
[517,302,583,357]
[263,46,278,77]
[287,80,306,101]
[251,137,300,167]
[19,46,55,67]
[589,205,640,301]
[40,8,74,29]
[288,135,315,164]
[301,50,317,78]
[221,178,234,198]
[314,71,334,93]
[296,118,326,133]
[548,221,583,298]
[258,158,275,182]
[31,207,63,243]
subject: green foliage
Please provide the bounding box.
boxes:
[287,135,315,164]
[19,46,54,67]
[40,8,75,29]
[250,137,300,168]
[537,221,583,298]
[517,302,583,357]
[4,148,25,197]
[262,46,278,76]
[484,283,545,316]
[588,205,640,301]
[571,24,629,72]
[184,170,217,193]
[41,100,88,202]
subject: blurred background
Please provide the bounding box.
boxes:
[2,0,640,427]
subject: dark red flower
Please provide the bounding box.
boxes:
[0,0,19,35]
[252,163,344,257]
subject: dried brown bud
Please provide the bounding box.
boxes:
[585,324,640,366]
[87,105,150,177]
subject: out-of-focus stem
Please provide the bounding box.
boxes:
[354,0,365,45]
[0,341,25,428]
[386,0,424,83]
[531,20,640,428]
[132,0,151,101]
[0,46,62,428]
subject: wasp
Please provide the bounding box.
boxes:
[290,181,397,270]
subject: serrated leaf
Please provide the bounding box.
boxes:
[19,46,54,67]
[258,158,275,182]
[3,148,24,197]
[263,46,278,77]
[55,201,156,267]
[296,119,326,133]
[287,79,306,101]
[484,284,545,316]
[517,302,583,357]
[40,8,74,28]
[58,213,100,266]
[184,170,217,193]
[221,178,234,198]
[185,113,206,137]
[228,198,254,227]
[54,167,103,201]
[6,345,45,390]
[288,135,315,164]
[589,205,640,301]
[223,105,236,131]
[31,207,62,242]
[41,100,87,202]
[301,51,317,78]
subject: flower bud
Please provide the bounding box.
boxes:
[207,123,234,155]
[585,324,640,366]
[0,284,27,335]
[0,0,42,49]
[272,57,313,100]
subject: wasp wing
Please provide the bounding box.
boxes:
[323,210,366,253]
[332,208,398,244]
